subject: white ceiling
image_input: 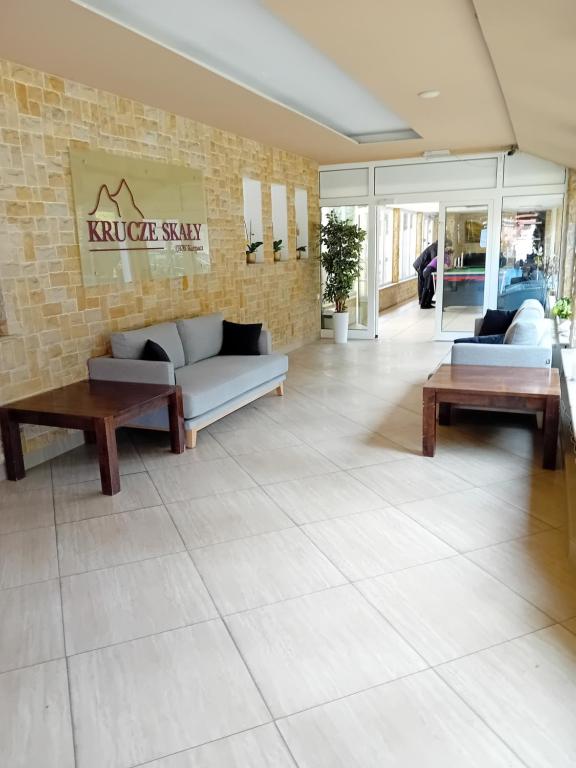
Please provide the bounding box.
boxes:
[1,0,575,167]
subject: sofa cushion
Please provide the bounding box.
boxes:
[111,323,185,368]
[479,309,516,336]
[177,313,223,364]
[175,353,288,419]
[220,320,262,356]
[514,299,545,323]
[504,320,543,345]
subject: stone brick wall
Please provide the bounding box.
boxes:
[378,278,418,312]
[0,58,320,460]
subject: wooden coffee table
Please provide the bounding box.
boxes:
[0,380,184,495]
[423,365,561,470]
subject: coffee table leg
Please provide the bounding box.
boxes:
[94,417,120,495]
[0,412,25,481]
[438,403,452,426]
[168,388,185,454]
[542,396,560,470]
[422,388,437,457]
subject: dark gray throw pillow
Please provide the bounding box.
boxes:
[479,309,516,336]
[453,334,505,344]
[141,339,171,362]
[219,320,262,356]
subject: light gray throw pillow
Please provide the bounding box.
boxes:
[177,313,224,364]
[111,322,185,368]
[504,320,542,346]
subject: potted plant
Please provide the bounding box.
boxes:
[552,296,572,334]
[245,220,263,264]
[296,245,307,259]
[273,239,283,261]
[320,210,365,343]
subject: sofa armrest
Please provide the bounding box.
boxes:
[88,356,176,385]
[451,343,552,368]
[258,329,272,355]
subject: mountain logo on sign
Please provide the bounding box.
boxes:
[88,178,145,219]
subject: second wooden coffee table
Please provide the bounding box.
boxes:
[0,380,184,495]
[423,365,561,470]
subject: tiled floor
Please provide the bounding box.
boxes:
[1,300,575,768]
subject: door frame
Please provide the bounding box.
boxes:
[320,201,377,340]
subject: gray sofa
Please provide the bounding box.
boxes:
[88,313,288,447]
[451,299,552,369]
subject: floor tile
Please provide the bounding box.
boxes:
[62,552,217,655]
[563,616,576,634]
[281,414,368,444]
[69,621,269,768]
[468,530,576,621]
[350,457,471,505]
[482,471,567,527]
[433,443,535,485]
[54,472,162,524]
[207,405,279,433]
[397,487,550,552]
[0,463,52,491]
[51,439,145,486]
[303,508,455,581]
[135,429,227,470]
[168,487,293,549]
[192,528,346,614]
[0,659,74,768]
[227,585,425,717]
[0,487,54,535]
[234,445,337,485]
[278,669,523,768]
[213,425,302,456]
[263,471,386,524]
[142,724,295,767]
[310,432,406,469]
[57,506,184,576]
[438,626,576,768]
[0,579,64,673]
[359,557,551,665]
[0,527,58,589]
[149,458,256,503]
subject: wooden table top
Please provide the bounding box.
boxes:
[0,380,177,418]
[425,365,560,397]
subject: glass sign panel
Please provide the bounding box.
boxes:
[70,148,210,285]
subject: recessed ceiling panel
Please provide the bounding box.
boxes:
[73,0,415,141]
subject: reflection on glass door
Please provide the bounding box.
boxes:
[321,205,372,336]
[498,194,564,311]
[440,204,489,334]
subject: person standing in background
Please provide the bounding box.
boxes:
[413,241,438,306]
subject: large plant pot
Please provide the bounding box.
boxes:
[333,311,349,344]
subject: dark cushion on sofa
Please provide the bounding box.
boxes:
[141,339,171,362]
[220,320,262,356]
[479,309,516,336]
[454,334,505,344]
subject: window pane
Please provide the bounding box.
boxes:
[498,195,563,311]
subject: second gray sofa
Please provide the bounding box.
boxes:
[88,312,288,447]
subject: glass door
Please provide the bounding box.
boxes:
[320,204,376,339]
[436,201,493,338]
